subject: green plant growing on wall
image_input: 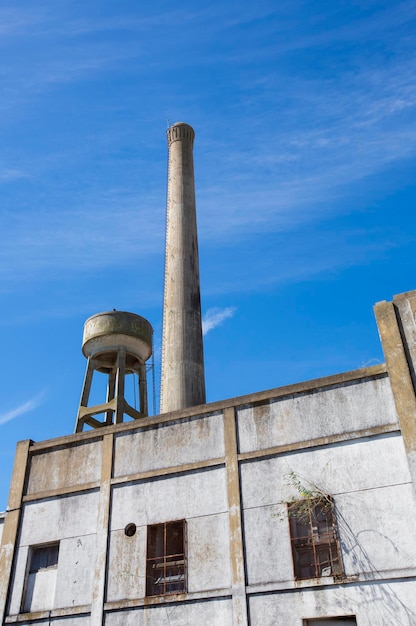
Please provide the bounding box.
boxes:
[274,470,334,522]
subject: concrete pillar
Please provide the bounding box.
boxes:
[160,122,206,413]
[223,407,248,625]
[374,290,416,488]
[0,439,32,624]
[90,433,113,626]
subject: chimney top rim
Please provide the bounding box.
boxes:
[168,121,194,130]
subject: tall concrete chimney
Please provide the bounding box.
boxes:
[160,122,206,413]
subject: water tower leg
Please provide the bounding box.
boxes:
[115,348,126,424]
[105,368,116,425]
[75,358,95,432]
[139,364,148,417]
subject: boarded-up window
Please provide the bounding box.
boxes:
[23,543,59,612]
[288,498,342,580]
[146,520,186,596]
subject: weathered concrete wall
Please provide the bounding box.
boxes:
[27,440,102,495]
[105,598,233,626]
[237,375,397,454]
[113,412,224,477]
[8,491,98,614]
[248,579,416,625]
[2,363,414,626]
[107,467,231,601]
[241,433,415,587]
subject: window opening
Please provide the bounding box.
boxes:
[146,520,186,596]
[288,498,342,580]
[29,544,59,572]
[23,543,60,613]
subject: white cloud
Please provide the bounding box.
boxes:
[202,307,236,336]
[0,392,45,426]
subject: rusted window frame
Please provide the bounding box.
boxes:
[288,498,343,580]
[145,520,186,597]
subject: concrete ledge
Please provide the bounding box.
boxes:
[104,588,232,611]
[246,569,416,596]
[22,483,99,503]
[238,423,399,461]
[5,604,91,622]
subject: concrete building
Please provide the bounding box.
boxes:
[1,124,416,626]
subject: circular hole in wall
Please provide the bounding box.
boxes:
[124,523,137,537]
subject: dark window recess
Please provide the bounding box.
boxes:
[288,498,342,580]
[146,520,186,596]
[29,544,59,573]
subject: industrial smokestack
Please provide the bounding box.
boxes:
[160,122,206,413]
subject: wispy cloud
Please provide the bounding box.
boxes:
[0,196,165,282]
[0,6,50,37]
[0,1,414,295]
[0,392,45,426]
[202,307,236,335]
[0,169,29,182]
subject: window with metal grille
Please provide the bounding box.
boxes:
[146,520,186,596]
[288,498,342,580]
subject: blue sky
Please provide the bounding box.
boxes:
[1,0,416,508]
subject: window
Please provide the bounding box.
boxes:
[146,520,186,596]
[288,499,342,580]
[23,543,59,613]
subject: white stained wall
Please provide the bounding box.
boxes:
[105,598,233,626]
[248,579,416,626]
[4,369,414,625]
[107,466,232,601]
[241,432,416,588]
[8,491,99,615]
[236,375,397,454]
[113,412,225,477]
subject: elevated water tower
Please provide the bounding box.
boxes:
[75,311,153,433]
